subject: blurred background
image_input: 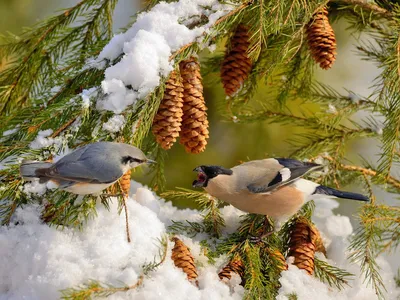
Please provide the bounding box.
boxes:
[0,1,396,225]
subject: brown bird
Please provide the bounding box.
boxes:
[192,158,369,223]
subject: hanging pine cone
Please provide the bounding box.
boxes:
[152,71,184,150]
[171,237,198,284]
[119,169,132,196]
[288,217,316,275]
[306,7,337,70]
[107,170,132,196]
[221,24,252,97]
[179,57,209,154]
[218,254,245,284]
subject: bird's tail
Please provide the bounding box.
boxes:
[20,160,53,182]
[313,185,369,202]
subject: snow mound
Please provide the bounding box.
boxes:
[0,184,398,300]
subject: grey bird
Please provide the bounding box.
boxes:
[192,158,369,223]
[20,142,155,195]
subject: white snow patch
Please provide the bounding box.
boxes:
[22,180,47,196]
[1,184,400,299]
[80,87,97,108]
[30,130,60,150]
[0,185,246,300]
[95,0,234,113]
[3,127,19,137]
[327,103,338,114]
[102,115,126,133]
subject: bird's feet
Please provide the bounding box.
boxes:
[249,216,275,244]
[249,230,274,244]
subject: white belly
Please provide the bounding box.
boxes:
[63,182,115,195]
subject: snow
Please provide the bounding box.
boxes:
[102,114,126,133]
[1,182,399,300]
[80,87,97,109]
[95,0,234,114]
[29,129,54,149]
[327,103,337,114]
[2,127,19,137]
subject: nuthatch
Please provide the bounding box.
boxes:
[193,158,368,223]
[20,142,155,195]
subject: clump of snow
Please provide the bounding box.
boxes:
[327,103,338,114]
[97,79,137,113]
[22,180,47,196]
[95,0,234,113]
[80,87,97,109]
[30,130,60,150]
[0,185,245,300]
[102,114,126,133]
[2,127,19,137]
[1,182,399,300]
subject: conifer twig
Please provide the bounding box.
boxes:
[336,0,392,19]
[169,1,252,61]
[321,155,400,190]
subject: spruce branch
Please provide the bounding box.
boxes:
[314,257,353,290]
[335,0,393,19]
[162,188,225,237]
[320,155,400,192]
[0,0,117,115]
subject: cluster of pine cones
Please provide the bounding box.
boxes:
[152,57,209,154]
[152,7,336,154]
[171,217,326,286]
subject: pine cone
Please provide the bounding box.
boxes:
[179,57,209,154]
[218,255,245,284]
[119,170,132,196]
[107,170,132,196]
[267,248,288,272]
[288,217,316,275]
[306,7,337,70]
[221,24,252,97]
[309,223,327,256]
[171,237,198,283]
[152,71,184,150]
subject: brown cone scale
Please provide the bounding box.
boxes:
[221,24,252,96]
[152,71,184,150]
[179,57,209,154]
[306,7,337,70]
[171,237,198,284]
[309,222,327,256]
[288,217,317,275]
[107,170,132,196]
[218,255,245,284]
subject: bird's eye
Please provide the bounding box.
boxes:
[122,156,143,164]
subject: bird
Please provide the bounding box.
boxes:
[192,158,369,223]
[20,142,155,195]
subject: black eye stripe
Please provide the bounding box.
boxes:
[122,156,143,164]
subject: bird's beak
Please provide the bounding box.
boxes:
[146,159,157,164]
[193,166,203,172]
[192,166,207,188]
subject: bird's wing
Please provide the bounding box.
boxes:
[40,151,123,184]
[246,158,323,194]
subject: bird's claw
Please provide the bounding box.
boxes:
[249,230,274,244]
